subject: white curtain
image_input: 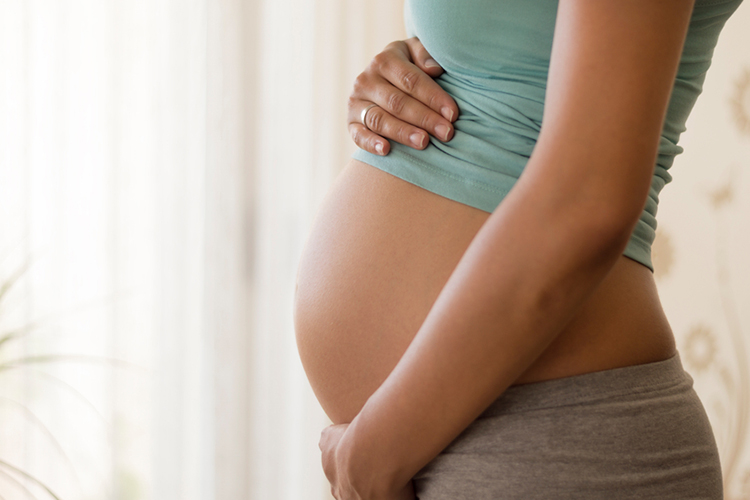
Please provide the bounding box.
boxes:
[1,0,748,499]
[0,0,404,499]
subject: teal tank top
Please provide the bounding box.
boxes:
[351,0,744,272]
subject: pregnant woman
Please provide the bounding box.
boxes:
[294,0,743,498]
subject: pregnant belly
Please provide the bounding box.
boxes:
[293,159,490,424]
[294,159,676,425]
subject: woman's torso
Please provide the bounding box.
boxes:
[351,0,744,272]
[294,160,675,425]
[294,0,744,426]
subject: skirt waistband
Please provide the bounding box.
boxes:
[480,352,692,417]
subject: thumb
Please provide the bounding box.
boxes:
[404,36,444,78]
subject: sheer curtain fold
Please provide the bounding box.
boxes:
[0,0,404,499]
[250,2,406,498]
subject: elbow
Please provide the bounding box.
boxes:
[530,203,639,318]
[584,200,642,260]
[554,173,650,260]
[528,130,655,260]
[541,186,644,266]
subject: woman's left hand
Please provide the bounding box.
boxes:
[320,423,416,500]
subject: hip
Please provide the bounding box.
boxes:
[414,352,723,499]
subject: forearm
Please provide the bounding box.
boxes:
[336,142,641,497]
[325,0,693,495]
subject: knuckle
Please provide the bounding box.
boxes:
[367,107,385,132]
[351,73,368,96]
[418,113,433,131]
[371,51,390,73]
[426,92,441,112]
[383,40,403,52]
[351,127,369,150]
[398,69,420,93]
[385,91,406,115]
[398,126,415,146]
[346,95,360,116]
[346,95,357,112]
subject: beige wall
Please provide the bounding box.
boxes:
[653,2,750,497]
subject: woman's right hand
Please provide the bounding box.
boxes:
[348,37,459,156]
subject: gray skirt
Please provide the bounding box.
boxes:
[413,352,722,499]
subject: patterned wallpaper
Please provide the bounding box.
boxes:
[651,3,750,497]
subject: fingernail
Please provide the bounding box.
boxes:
[375,142,385,155]
[441,107,454,122]
[410,133,426,148]
[435,123,451,142]
[424,58,440,68]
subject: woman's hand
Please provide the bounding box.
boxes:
[348,37,459,156]
[320,423,416,500]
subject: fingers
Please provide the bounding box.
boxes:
[404,36,445,79]
[347,37,460,155]
[367,45,458,124]
[350,75,454,150]
[350,97,443,156]
[349,121,390,156]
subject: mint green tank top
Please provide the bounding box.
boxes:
[351,0,743,272]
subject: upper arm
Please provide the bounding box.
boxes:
[530,0,696,228]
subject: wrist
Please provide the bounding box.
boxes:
[338,412,412,499]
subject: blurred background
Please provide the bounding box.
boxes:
[0,0,748,499]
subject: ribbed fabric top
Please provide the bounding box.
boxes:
[352,0,743,272]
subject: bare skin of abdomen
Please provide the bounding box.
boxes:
[293,159,677,426]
